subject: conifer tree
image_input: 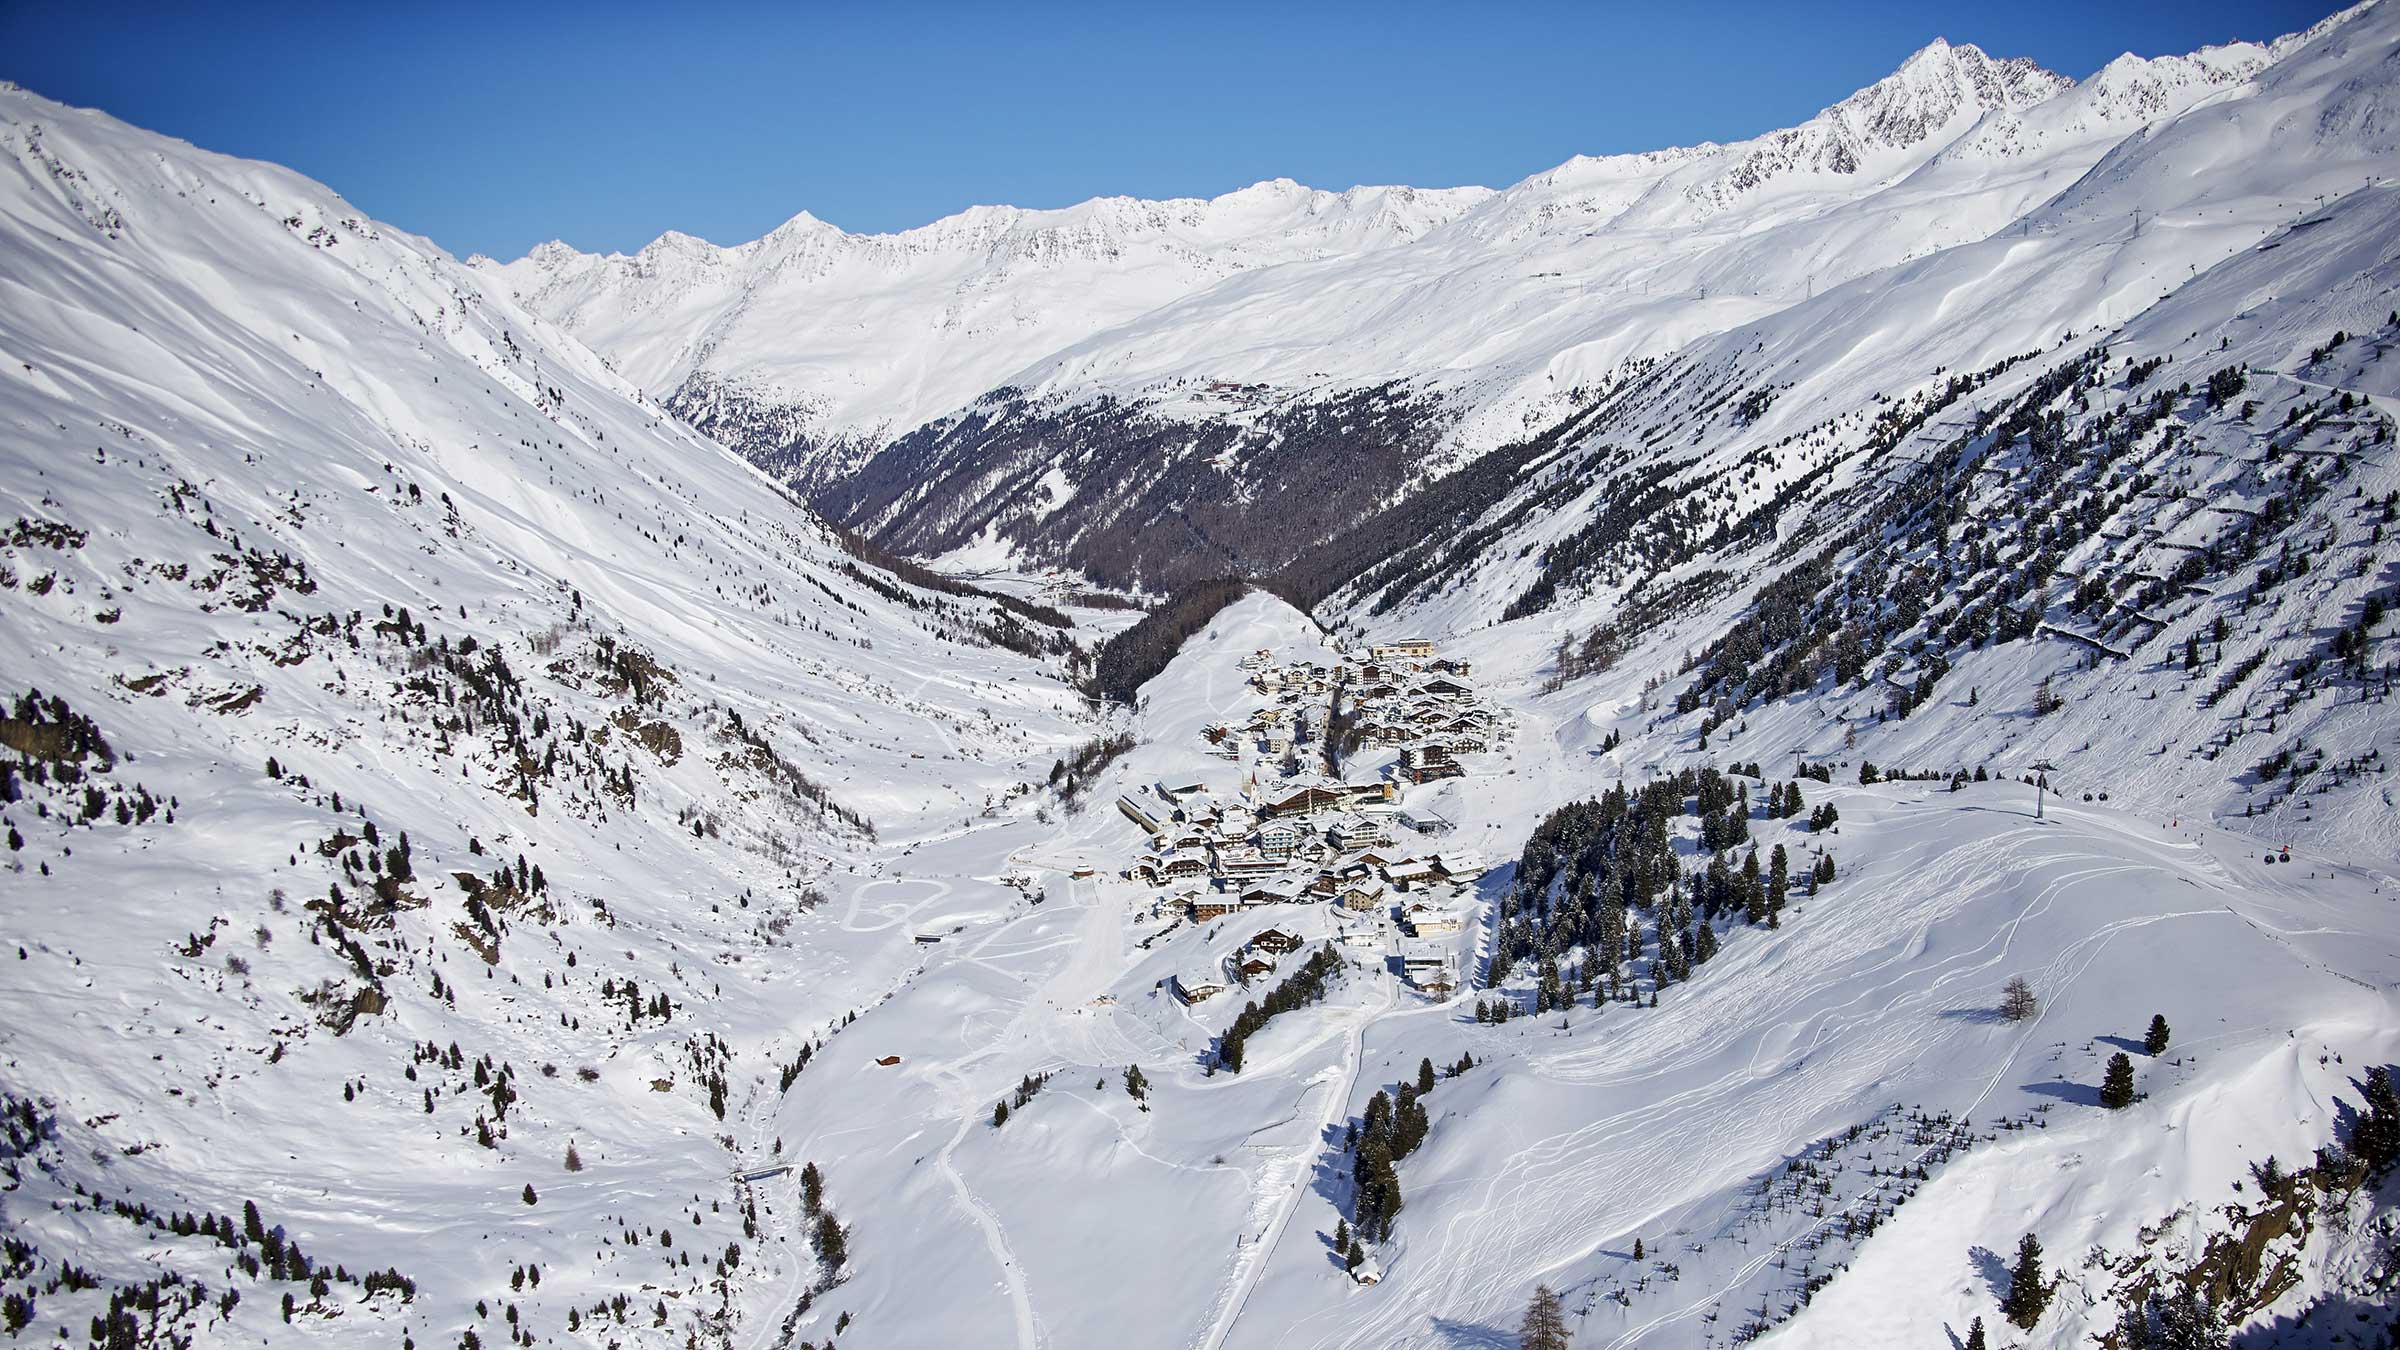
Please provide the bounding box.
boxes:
[2112,1300,2152,1350]
[813,1212,847,1279]
[2101,1052,2136,1109]
[1417,1058,1436,1095]
[2145,1014,2171,1055]
[2354,1065,2400,1174]
[2033,676,2061,717]
[2001,1232,2048,1328]
[1393,1092,1430,1159]
[2154,1287,2225,1350]
[1964,1316,1987,1350]
[1354,1133,1403,1241]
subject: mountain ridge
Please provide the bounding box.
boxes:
[479,5,2390,595]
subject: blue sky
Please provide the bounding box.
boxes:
[2,0,2344,261]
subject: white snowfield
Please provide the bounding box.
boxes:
[477,180,1495,444]
[1,4,2399,1348]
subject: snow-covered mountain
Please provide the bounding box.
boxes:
[5,4,2400,1349]
[0,77,1110,1350]
[482,11,2366,593]
[476,180,1493,457]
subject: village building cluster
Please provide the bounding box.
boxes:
[1115,637,1511,1006]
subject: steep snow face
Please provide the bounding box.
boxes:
[1937,41,2274,162]
[1011,10,2375,447]
[0,81,1107,1349]
[877,4,2398,592]
[474,178,1493,436]
[1635,37,2071,226]
[1439,37,2068,248]
[1364,0,2400,643]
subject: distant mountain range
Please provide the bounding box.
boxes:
[478,10,2357,591]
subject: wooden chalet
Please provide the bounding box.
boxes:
[1403,903,1464,936]
[1259,783,1349,818]
[1338,879,1387,912]
[1250,926,1305,954]
[1174,972,1226,1004]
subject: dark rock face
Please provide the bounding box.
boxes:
[691,377,1456,594]
[665,373,875,495]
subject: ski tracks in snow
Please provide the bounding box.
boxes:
[1200,966,1396,1350]
[936,1106,1047,1350]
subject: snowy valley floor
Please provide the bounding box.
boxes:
[734,594,2400,1350]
